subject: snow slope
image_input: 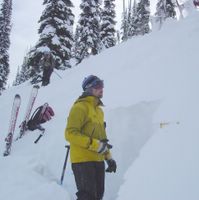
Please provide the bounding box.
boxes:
[1,11,199,200]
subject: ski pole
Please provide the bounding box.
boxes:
[34,127,45,144]
[60,145,70,185]
[53,70,62,79]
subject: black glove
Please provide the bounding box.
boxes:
[106,159,117,173]
[98,139,113,154]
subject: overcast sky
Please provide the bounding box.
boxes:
[1,0,157,84]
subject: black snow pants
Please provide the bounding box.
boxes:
[42,68,53,86]
[72,161,105,200]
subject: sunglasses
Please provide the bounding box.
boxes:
[92,80,104,89]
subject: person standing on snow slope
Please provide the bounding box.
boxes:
[40,51,55,86]
[65,75,117,200]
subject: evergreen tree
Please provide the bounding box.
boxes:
[165,0,176,18]
[75,0,102,64]
[101,0,116,48]
[155,0,165,28]
[135,0,150,35]
[127,0,132,38]
[13,66,21,86]
[121,0,138,41]
[20,54,31,83]
[128,0,138,37]
[121,9,128,41]
[121,0,128,41]
[0,0,12,95]
[155,0,176,28]
[27,0,74,83]
[73,25,81,59]
[14,53,31,85]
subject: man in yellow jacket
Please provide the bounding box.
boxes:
[65,75,116,200]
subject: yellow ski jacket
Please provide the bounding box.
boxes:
[65,95,111,163]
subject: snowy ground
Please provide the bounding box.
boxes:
[0,10,199,200]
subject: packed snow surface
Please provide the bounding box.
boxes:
[0,11,199,200]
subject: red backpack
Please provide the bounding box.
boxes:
[27,103,54,131]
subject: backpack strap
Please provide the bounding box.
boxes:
[29,106,42,122]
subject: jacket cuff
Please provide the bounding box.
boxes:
[88,138,100,152]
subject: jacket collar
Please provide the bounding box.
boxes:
[77,92,104,107]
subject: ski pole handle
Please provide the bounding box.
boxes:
[60,145,70,185]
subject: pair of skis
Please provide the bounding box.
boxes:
[16,85,39,140]
[3,85,39,156]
